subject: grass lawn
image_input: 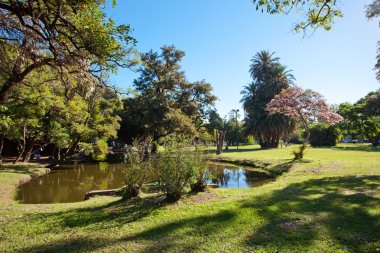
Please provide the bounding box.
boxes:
[0,144,379,252]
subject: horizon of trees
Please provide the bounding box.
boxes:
[0,1,379,163]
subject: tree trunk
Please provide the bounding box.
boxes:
[216,130,225,155]
[23,139,35,162]
[0,134,4,166]
[50,146,56,160]
[370,135,380,147]
[14,124,27,164]
[0,79,17,103]
[57,147,61,161]
[294,128,310,160]
[65,137,80,158]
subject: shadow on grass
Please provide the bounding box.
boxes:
[121,210,236,252]
[21,195,167,232]
[10,174,380,252]
[15,209,236,253]
[267,159,297,177]
[15,238,111,253]
[241,175,380,252]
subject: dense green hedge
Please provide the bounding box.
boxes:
[309,124,339,147]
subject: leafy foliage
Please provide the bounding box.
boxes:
[123,139,153,199]
[266,86,343,158]
[241,51,295,148]
[0,0,136,103]
[337,90,380,146]
[119,46,216,146]
[309,123,340,147]
[91,139,108,161]
[156,140,207,201]
[252,0,343,33]
[205,109,226,154]
[1,65,122,162]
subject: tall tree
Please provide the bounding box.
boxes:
[205,109,226,155]
[266,86,343,159]
[119,46,217,148]
[0,0,136,103]
[337,90,380,147]
[2,65,122,162]
[241,51,295,148]
[226,109,242,149]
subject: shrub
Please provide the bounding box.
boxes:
[156,142,205,201]
[123,139,152,200]
[91,139,108,161]
[246,135,255,145]
[189,147,208,193]
[287,131,303,144]
[309,124,339,147]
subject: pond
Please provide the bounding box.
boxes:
[17,163,272,204]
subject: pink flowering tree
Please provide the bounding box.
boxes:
[266,86,343,159]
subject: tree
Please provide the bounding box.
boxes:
[337,91,380,146]
[1,64,122,162]
[205,109,226,155]
[241,51,295,149]
[309,123,340,147]
[226,109,242,149]
[0,0,136,103]
[266,86,343,159]
[0,105,12,164]
[119,46,217,150]
[252,0,343,33]
[364,89,380,116]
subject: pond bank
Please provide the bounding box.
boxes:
[0,144,379,252]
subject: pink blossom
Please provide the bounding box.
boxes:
[266,86,343,126]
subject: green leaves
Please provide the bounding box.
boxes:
[252,0,344,33]
[119,46,216,144]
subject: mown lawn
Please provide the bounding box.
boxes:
[0,144,379,252]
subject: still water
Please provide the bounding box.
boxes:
[17,163,271,204]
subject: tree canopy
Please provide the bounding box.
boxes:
[337,90,380,146]
[252,0,343,33]
[118,46,217,147]
[266,86,343,158]
[0,0,136,103]
[241,50,295,148]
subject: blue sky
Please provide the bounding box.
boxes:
[105,0,379,117]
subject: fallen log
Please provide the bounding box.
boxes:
[84,187,124,200]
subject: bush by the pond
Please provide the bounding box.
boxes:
[189,147,208,193]
[91,139,108,161]
[309,123,340,147]
[123,140,152,200]
[156,142,206,201]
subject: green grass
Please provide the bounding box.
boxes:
[0,144,379,252]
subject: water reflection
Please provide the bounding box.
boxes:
[208,164,272,188]
[17,163,125,204]
[17,163,272,204]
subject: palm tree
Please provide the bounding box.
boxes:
[241,51,295,148]
[249,51,280,83]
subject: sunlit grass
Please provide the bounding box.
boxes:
[0,144,379,252]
